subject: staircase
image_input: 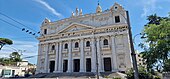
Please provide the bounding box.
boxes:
[30,72,96,78]
[30,72,126,78]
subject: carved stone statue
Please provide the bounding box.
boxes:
[79,9,83,15]
[76,8,79,16]
[72,11,75,17]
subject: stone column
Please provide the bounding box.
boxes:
[80,38,85,72]
[111,36,118,72]
[96,37,102,72]
[67,40,72,72]
[58,42,63,72]
[54,42,59,72]
[91,37,96,72]
[44,43,49,73]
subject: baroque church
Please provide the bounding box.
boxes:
[36,3,132,73]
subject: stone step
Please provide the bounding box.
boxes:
[30,72,96,78]
[30,72,126,78]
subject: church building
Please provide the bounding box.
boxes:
[36,3,132,73]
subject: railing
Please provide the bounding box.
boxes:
[62,49,68,53]
[49,50,55,54]
[84,47,91,51]
[72,48,80,52]
[102,45,110,50]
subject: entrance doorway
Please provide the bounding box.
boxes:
[73,59,80,72]
[63,60,68,72]
[49,61,55,73]
[104,58,112,72]
[86,58,91,72]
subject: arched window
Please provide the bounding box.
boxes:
[75,42,79,48]
[86,41,90,47]
[64,43,68,49]
[51,45,55,50]
[103,39,108,45]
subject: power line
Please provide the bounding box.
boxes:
[0,12,40,37]
[0,18,38,38]
[0,12,37,33]
[22,53,45,59]
[0,18,22,29]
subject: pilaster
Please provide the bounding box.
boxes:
[111,35,118,72]
[67,40,72,72]
[54,42,59,73]
[80,38,85,72]
[44,43,49,73]
[36,44,41,73]
[58,42,63,72]
[91,37,96,72]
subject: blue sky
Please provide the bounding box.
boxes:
[0,0,170,64]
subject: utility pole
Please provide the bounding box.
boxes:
[126,11,139,79]
[95,37,99,79]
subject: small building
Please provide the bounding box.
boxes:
[135,51,146,68]
[0,61,36,77]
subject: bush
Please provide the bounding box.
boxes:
[126,66,153,79]
[154,76,161,79]
[113,77,121,79]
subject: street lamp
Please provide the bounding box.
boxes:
[92,35,99,79]
[113,10,140,79]
[126,11,139,79]
[95,38,99,79]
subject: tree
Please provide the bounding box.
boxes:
[0,38,13,50]
[126,66,153,79]
[10,52,22,62]
[139,13,170,72]
[163,59,170,72]
[0,52,22,66]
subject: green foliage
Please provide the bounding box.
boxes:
[0,38,13,50]
[10,52,22,62]
[126,66,153,79]
[154,76,161,79]
[0,52,22,66]
[163,59,170,72]
[139,13,170,72]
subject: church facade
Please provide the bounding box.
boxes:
[36,3,132,73]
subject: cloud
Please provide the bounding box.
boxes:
[35,0,62,17]
[0,40,38,64]
[141,0,156,17]
[141,0,170,18]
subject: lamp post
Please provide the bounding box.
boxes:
[126,11,139,79]
[114,10,140,79]
[92,35,99,79]
[95,38,99,79]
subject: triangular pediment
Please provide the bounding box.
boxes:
[58,23,95,33]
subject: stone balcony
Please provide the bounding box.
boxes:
[49,50,55,54]
[62,49,68,53]
[84,47,91,51]
[102,45,110,50]
[72,48,80,52]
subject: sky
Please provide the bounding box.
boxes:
[0,0,170,64]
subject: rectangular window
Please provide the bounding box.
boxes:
[44,29,47,34]
[115,16,120,23]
